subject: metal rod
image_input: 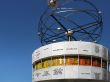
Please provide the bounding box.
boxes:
[50,14,68,32]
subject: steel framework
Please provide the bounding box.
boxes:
[38,0,103,45]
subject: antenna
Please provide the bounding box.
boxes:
[38,0,103,45]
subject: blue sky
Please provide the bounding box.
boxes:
[0,0,110,82]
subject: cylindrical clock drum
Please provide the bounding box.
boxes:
[32,41,110,82]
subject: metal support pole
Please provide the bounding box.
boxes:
[68,35,72,41]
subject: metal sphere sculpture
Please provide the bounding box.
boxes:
[38,0,103,45]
